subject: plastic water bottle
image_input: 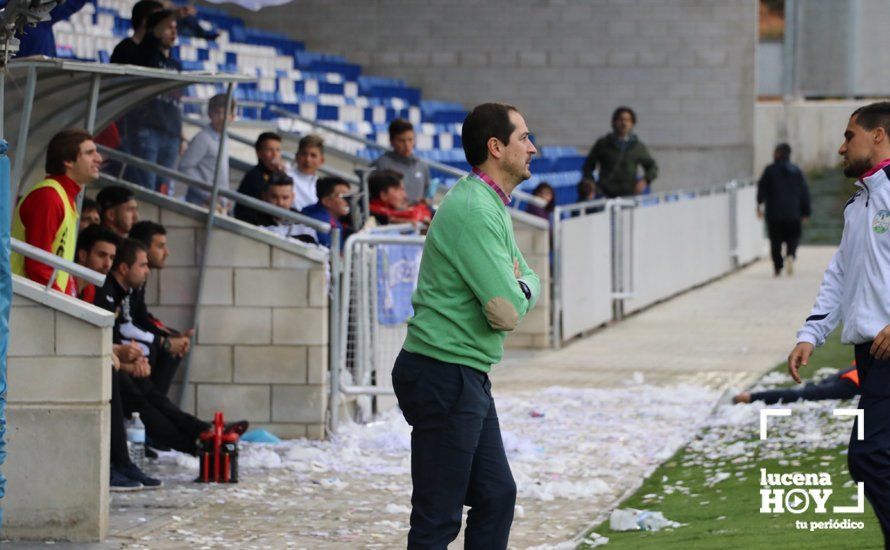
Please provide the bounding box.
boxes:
[126,412,146,467]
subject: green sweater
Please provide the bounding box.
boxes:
[403,174,540,372]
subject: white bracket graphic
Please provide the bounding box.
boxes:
[834,481,866,514]
[833,408,865,440]
[760,408,791,440]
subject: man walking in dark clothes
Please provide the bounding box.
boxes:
[789,102,890,547]
[757,143,811,276]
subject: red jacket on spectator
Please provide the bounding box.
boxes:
[369,198,432,225]
[15,174,81,296]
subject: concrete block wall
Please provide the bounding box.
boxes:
[754,100,858,175]
[137,202,330,440]
[223,0,758,191]
[508,218,551,349]
[4,277,114,541]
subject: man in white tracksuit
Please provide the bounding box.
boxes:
[789,101,890,545]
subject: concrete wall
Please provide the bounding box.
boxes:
[754,100,858,175]
[4,277,114,541]
[797,0,890,97]
[508,216,550,349]
[214,0,758,192]
[135,200,330,440]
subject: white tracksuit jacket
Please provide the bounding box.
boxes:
[798,164,890,347]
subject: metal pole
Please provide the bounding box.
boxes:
[356,168,370,226]
[84,74,101,133]
[178,81,235,409]
[11,66,36,199]
[328,228,341,433]
[551,206,562,349]
[74,75,103,240]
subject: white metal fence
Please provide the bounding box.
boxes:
[331,231,425,426]
[553,180,765,345]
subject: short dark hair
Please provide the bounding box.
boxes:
[76,224,121,255]
[317,176,350,200]
[611,106,637,127]
[368,170,403,200]
[461,103,518,168]
[255,132,281,150]
[577,178,597,201]
[45,129,93,175]
[82,197,99,214]
[265,171,294,189]
[131,0,163,30]
[129,220,167,248]
[775,143,792,161]
[209,93,234,115]
[96,186,135,215]
[852,102,890,136]
[298,134,324,154]
[145,9,175,33]
[111,238,146,271]
[388,118,414,140]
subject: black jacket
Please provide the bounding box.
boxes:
[129,34,183,137]
[234,164,276,225]
[757,160,811,222]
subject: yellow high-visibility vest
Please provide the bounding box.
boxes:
[11,177,79,292]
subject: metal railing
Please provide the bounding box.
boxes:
[98,145,332,234]
[269,105,548,209]
[551,180,761,347]
[11,238,106,290]
[330,232,424,430]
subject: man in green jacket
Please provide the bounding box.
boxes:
[582,106,659,198]
[392,103,540,549]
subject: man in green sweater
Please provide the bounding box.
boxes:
[392,103,540,549]
[582,106,659,198]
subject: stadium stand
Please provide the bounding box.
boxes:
[49,0,585,204]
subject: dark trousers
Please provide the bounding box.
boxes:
[118,371,210,455]
[752,376,859,405]
[849,344,890,547]
[150,347,181,398]
[110,368,130,467]
[767,220,802,273]
[392,350,516,550]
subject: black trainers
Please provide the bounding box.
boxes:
[111,465,143,492]
[120,462,163,490]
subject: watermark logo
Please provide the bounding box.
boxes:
[758,408,866,530]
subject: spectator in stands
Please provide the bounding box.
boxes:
[288,135,325,210]
[372,119,431,204]
[368,169,432,225]
[97,186,139,236]
[582,106,658,198]
[577,178,596,202]
[252,171,318,243]
[129,220,194,395]
[525,182,555,220]
[757,143,811,277]
[93,239,229,457]
[11,129,101,296]
[80,197,101,230]
[182,94,234,208]
[75,224,121,303]
[234,132,284,224]
[301,176,353,248]
[126,9,183,194]
[110,0,164,64]
[14,0,88,58]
